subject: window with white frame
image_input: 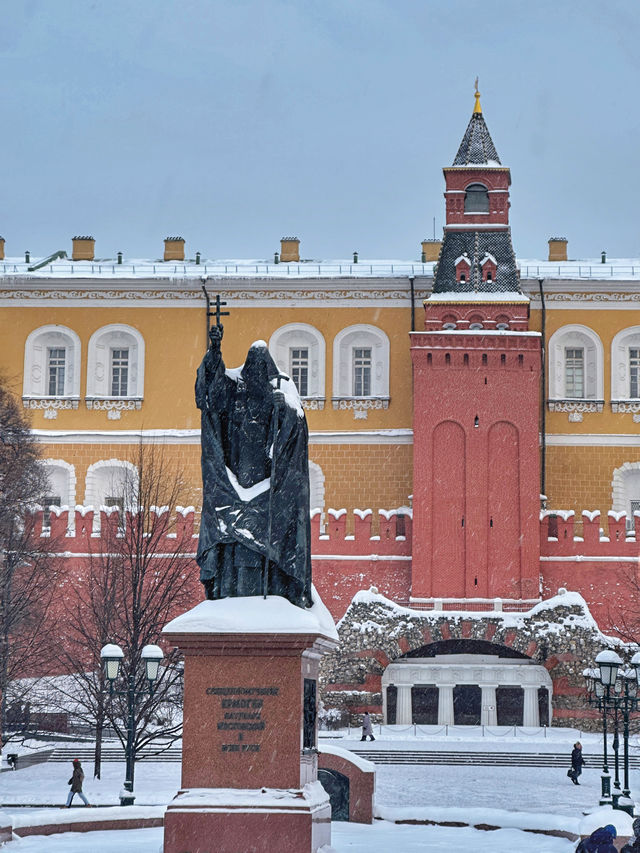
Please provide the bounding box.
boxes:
[564,347,584,398]
[612,462,640,530]
[40,460,76,533]
[86,325,144,401]
[333,324,390,399]
[23,326,81,400]
[269,324,325,401]
[84,459,138,532]
[611,327,640,402]
[353,347,372,396]
[548,325,603,401]
[110,348,129,396]
[289,347,309,396]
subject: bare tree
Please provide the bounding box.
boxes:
[58,441,197,778]
[0,379,61,749]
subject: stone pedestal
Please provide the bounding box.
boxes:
[162,593,338,853]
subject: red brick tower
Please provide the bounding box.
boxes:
[410,86,541,605]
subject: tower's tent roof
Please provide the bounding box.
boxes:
[453,111,501,166]
[433,230,520,294]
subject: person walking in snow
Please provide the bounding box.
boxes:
[569,741,586,784]
[576,824,617,853]
[64,759,91,807]
[360,712,375,742]
[621,818,640,852]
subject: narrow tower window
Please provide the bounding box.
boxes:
[464,183,489,213]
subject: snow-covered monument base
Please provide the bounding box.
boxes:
[162,590,338,853]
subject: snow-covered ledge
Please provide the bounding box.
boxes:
[163,584,338,643]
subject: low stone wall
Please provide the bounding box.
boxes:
[12,808,165,839]
[319,588,624,728]
[319,745,375,823]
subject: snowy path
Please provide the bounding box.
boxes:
[4,823,576,852]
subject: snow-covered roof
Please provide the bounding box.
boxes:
[1,255,640,282]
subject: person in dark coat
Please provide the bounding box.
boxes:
[576,824,617,853]
[570,741,586,784]
[64,759,90,807]
[360,712,375,742]
[622,817,640,852]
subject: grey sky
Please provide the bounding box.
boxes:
[1,0,638,261]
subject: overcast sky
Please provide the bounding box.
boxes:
[1,0,638,261]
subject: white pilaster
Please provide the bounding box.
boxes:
[396,684,413,725]
[523,685,540,727]
[437,684,455,725]
[480,684,497,726]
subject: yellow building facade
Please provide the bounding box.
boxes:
[2,241,640,531]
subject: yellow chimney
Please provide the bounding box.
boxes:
[0,237,5,261]
[164,237,185,262]
[548,237,568,262]
[72,236,95,261]
[422,239,442,262]
[280,237,300,263]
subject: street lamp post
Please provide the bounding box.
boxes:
[100,643,164,806]
[584,649,640,816]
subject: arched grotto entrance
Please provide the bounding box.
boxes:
[381,639,552,726]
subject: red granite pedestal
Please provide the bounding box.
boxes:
[162,595,338,853]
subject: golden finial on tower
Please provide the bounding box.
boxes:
[473,77,482,114]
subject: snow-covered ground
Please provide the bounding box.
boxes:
[0,729,636,850]
[4,823,577,852]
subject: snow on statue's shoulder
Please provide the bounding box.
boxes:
[163,584,338,641]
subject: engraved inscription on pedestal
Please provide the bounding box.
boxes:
[206,686,279,754]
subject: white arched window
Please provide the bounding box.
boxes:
[23,325,81,418]
[86,324,144,419]
[84,459,139,531]
[612,462,640,529]
[308,460,325,512]
[332,325,390,418]
[548,325,603,417]
[269,324,325,408]
[611,327,640,412]
[40,460,77,533]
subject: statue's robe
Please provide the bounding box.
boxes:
[195,341,313,608]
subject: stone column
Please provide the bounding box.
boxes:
[523,685,540,727]
[481,684,498,726]
[437,684,455,725]
[396,684,413,725]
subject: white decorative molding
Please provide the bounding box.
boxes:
[331,396,391,421]
[30,427,414,445]
[547,324,603,401]
[86,324,145,400]
[86,398,143,419]
[23,325,81,399]
[268,323,326,400]
[308,461,325,513]
[612,401,640,413]
[568,412,583,423]
[547,400,603,413]
[23,397,80,419]
[301,397,325,411]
